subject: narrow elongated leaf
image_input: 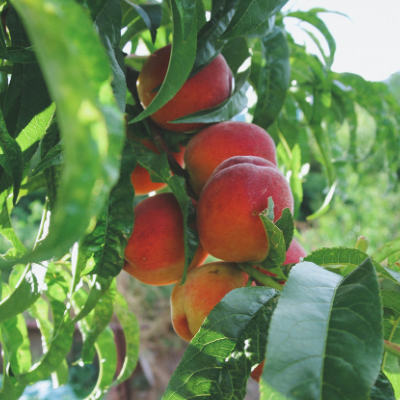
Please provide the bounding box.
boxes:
[257,210,286,268]
[1,314,31,374]
[274,208,294,251]
[130,0,197,123]
[221,37,250,75]
[193,4,235,72]
[2,7,52,140]
[2,0,125,268]
[81,279,116,363]
[112,291,140,385]
[0,264,40,324]
[30,297,68,388]
[222,0,288,40]
[175,0,196,41]
[17,296,75,385]
[263,259,382,399]
[287,9,337,67]
[0,108,23,201]
[372,237,400,263]
[96,0,126,112]
[85,327,117,399]
[288,144,302,220]
[30,143,64,177]
[0,191,27,255]
[71,275,113,324]
[162,287,278,400]
[171,67,249,124]
[80,141,135,278]
[129,3,162,43]
[253,27,290,130]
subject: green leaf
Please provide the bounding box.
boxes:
[286,9,337,68]
[2,7,52,140]
[0,264,41,324]
[306,181,337,220]
[168,174,200,283]
[0,191,27,255]
[171,66,249,124]
[81,279,116,363]
[130,0,197,123]
[274,208,294,251]
[252,27,290,130]
[71,275,113,324]
[85,327,117,399]
[372,237,400,263]
[17,286,75,385]
[288,144,303,220]
[0,108,23,201]
[1,314,31,374]
[193,4,234,72]
[80,141,135,278]
[96,0,126,112]
[263,259,383,399]
[255,209,286,269]
[222,0,288,40]
[221,37,250,75]
[31,142,64,178]
[304,246,400,284]
[129,3,162,44]
[162,287,278,399]
[112,291,140,385]
[2,0,125,268]
[175,0,196,41]
[370,371,396,400]
[30,297,68,388]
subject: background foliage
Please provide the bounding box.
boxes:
[0,0,399,399]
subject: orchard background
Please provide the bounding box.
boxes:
[0,0,399,399]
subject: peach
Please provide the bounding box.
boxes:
[130,138,185,195]
[124,193,208,286]
[171,262,250,341]
[197,156,294,263]
[185,121,278,195]
[137,44,232,133]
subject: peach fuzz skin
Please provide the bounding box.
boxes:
[124,193,207,286]
[197,156,294,263]
[185,121,278,196]
[137,44,232,133]
[130,139,185,195]
[171,262,251,342]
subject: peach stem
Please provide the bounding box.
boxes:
[384,339,400,358]
[238,263,283,292]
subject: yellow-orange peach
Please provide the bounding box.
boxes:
[171,262,250,341]
[124,193,207,285]
[130,139,185,195]
[185,121,278,195]
[197,156,294,263]
[137,44,232,133]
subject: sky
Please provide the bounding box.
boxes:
[282,0,400,82]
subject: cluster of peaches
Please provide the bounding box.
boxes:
[123,45,306,359]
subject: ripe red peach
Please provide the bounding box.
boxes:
[171,262,250,341]
[137,44,232,133]
[184,121,278,196]
[197,156,294,263]
[124,193,207,286]
[130,139,185,195]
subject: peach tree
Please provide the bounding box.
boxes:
[0,0,399,399]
